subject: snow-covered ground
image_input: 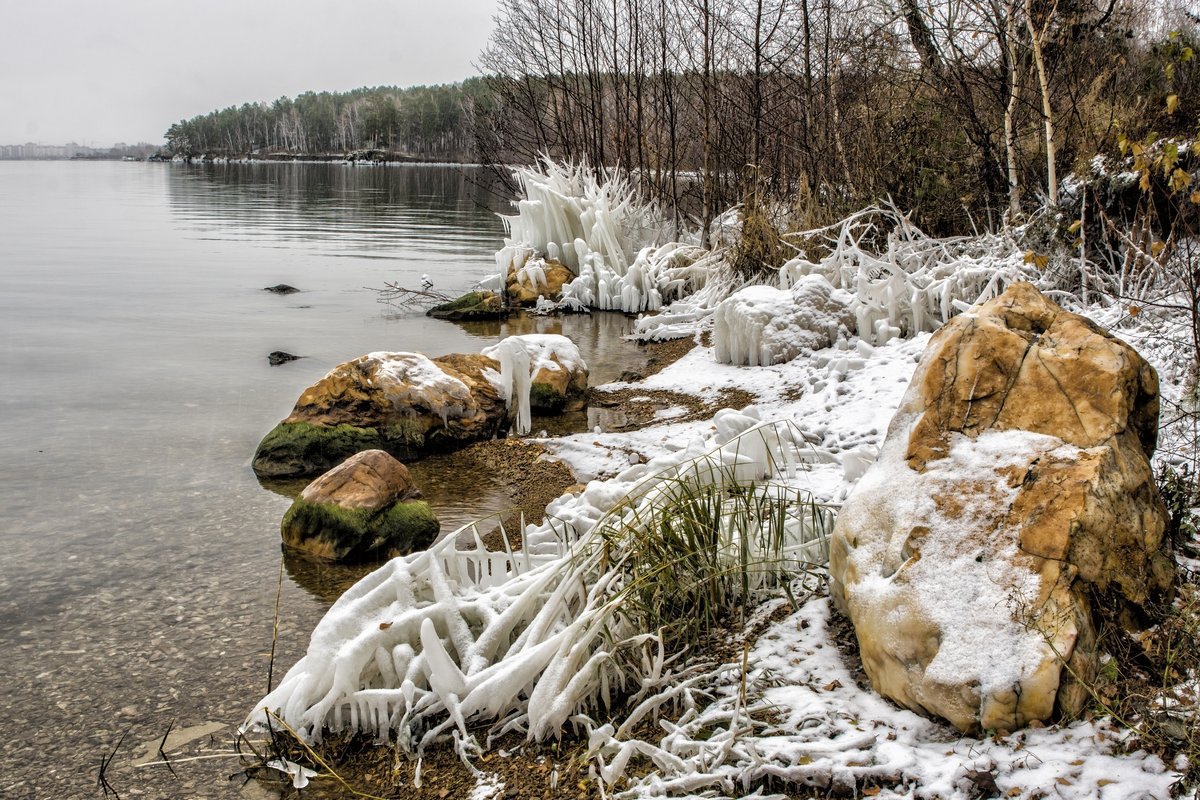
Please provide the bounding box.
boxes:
[532,314,1187,800]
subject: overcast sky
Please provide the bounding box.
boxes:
[0,0,498,147]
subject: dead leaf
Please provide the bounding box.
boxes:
[822,680,842,691]
[379,621,392,630]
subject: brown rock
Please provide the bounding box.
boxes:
[505,257,575,306]
[299,449,421,511]
[829,282,1173,733]
[282,450,439,562]
[284,351,506,450]
[531,353,589,413]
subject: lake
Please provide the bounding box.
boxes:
[0,161,640,798]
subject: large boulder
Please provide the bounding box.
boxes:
[253,352,506,478]
[253,338,591,477]
[281,449,439,561]
[506,257,575,306]
[829,282,1174,733]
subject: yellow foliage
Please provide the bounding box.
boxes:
[1169,168,1191,193]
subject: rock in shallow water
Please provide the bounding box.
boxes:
[426,290,510,321]
[253,351,505,477]
[829,282,1174,733]
[252,337,590,477]
[281,449,438,561]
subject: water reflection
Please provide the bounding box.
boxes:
[166,162,512,263]
[283,549,377,604]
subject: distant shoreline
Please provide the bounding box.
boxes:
[160,150,480,167]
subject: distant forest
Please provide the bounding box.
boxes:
[163,81,490,162]
[166,0,1200,234]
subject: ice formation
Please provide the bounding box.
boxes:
[493,161,720,314]
[495,160,670,277]
[485,338,532,435]
[713,276,855,366]
[779,208,1036,344]
[247,411,832,747]
[480,334,585,435]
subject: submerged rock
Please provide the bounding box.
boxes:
[281,449,438,561]
[829,282,1174,733]
[268,351,301,366]
[427,291,510,321]
[264,284,300,295]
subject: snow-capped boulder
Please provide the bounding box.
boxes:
[713,275,854,366]
[253,339,589,476]
[482,334,588,433]
[505,257,575,306]
[253,352,507,478]
[281,449,438,561]
[829,282,1174,733]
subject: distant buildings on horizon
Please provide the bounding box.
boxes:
[0,142,159,160]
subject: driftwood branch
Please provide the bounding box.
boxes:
[372,282,455,310]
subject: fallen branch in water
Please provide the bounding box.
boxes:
[372,283,454,311]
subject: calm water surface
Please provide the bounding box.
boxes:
[0,162,641,798]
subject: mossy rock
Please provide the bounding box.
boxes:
[529,375,588,415]
[281,498,440,561]
[252,420,439,478]
[427,291,509,321]
[253,422,384,478]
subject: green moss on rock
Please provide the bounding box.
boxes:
[530,381,566,414]
[427,291,509,321]
[252,422,385,479]
[281,498,439,561]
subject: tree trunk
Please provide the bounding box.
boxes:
[1025,0,1058,205]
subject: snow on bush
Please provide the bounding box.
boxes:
[247,410,832,748]
[714,276,855,366]
[780,207,1036,345]
[480,334,585,436]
